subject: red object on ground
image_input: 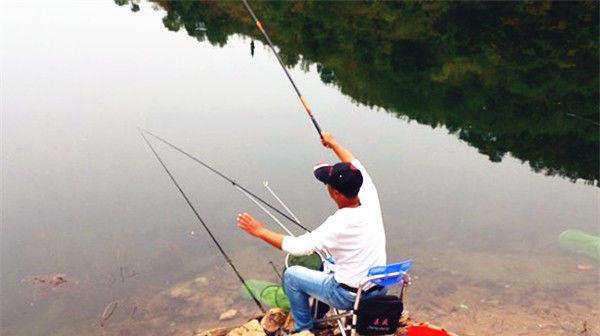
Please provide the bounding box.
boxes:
[407,324,450,336]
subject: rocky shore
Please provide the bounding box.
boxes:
[45,254,598,336]
[194,307,456,336]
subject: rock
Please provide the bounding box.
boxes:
[170,282,195,299]
[260,308,287,333]
[226,319,266,336]
[219,309,238,321]
[290,331,314,336]
[196,327,232,336]
[399,310,411,326]
[203,295,235,312]
[188,293,204,304]
[179,306,200,318]
[283,313,295,331]
[149,316,167,327]
[195,276,210,287]
[486,299,500,306]
[576,264,593,271]
[173,329,194,336]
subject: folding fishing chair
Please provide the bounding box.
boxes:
[318,260,413,336]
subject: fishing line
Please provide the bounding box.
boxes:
[140,128,312,233]
[241,0,324,140]
[139,129,265,313]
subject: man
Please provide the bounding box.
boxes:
[237,132,387,332]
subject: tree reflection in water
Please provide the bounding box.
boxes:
[117,0,599,185]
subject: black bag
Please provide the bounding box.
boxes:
[355,295,403,335]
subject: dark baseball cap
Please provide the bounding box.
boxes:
[313,162,363,198]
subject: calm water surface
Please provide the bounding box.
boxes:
[1,1,598,335]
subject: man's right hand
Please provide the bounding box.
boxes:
[321,131,356,163]
[321,132,336,148]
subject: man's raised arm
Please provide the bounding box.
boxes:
[321,132,356,163]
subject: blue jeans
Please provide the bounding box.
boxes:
[283,265,387,331]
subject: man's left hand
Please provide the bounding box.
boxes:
[237,212,265,238]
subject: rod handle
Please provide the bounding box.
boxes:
[310,115,324,140]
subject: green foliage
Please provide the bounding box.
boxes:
[162,11,182,32]
[141,0,598,184]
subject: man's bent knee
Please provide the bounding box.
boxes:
[283,265,302,280]
[283,265,306,289]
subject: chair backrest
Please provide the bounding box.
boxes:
[367,260,413,287]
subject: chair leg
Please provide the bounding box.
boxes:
[350,288,364,336]
[333,308,348,336]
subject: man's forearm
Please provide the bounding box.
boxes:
[257,228,284,250]
[330,141,356,163]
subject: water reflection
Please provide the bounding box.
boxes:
[119,0,599,185]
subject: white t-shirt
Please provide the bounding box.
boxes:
[282,159,387,288]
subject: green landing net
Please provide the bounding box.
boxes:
[241,279,290,311]
[240,253,323,310]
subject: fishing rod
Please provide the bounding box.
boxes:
[138,129,265,313]
[566,113,600,127]
[241,0,324,140]
[263,181,302,224]
[141,131,347,330]
[140,128,312,233]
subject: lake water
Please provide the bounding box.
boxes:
[1,1,598,335]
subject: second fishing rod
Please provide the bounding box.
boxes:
[141,128,311,234]
[139,129,265,312]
